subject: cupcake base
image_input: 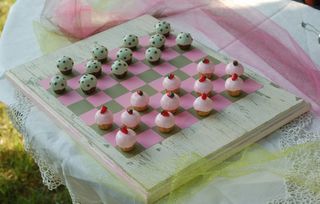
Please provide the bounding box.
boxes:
[228,90,241,97]
[148,59,161,65]
[98,123,112,130]
[82,87,96,95]
[60,69,72,75]
[120,145,135,152]
[54,88,66,95]
[158,125,174,133]
[125,58,133,65]
[178,44,191,50]
[133,105,148,112]
[88,69,102,78]
[98,58,108,64]
[166,88,180,95]
[196,91,212,97]
[113,71,127,79]
[199,73,213,79]
[163,32,170,38]
[196,110,211,117]
[165,108,178,114]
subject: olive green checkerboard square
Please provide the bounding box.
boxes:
[152,126,182,139]
[104,84,129,98]
[133,84,158,96]
[116,143,146,158]
[220,90,248,102]
[104,100,124,113]
[90,123,118,136]
[169,55,192,68]
[172,69,190,81]
[68,100,95,116]
[187,107,218,119]
[138,69,162,83]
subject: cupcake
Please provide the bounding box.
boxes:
[145,47,161,65]
[194,75,213,96]
[111,60,128,79]
[130,90,149,112]
[225,73,243,97]
[154,21,171,37]
[162,74,181,94]
[193,93,213,117]
[225,60,244,76]
[120,108,141,129]
[176,32,193,50]
[197,58,214,79]
[79,74,97,95]
[155,110,175,133]
[95,106,113,130]
[50,75,67,94]
[117,48,133,65]
[149,34,166,50]
[160,92,180,114]
[57,56,74,75]
[115,126,137,152]
[123,34,139,50]
[92,44,108,63]
[86,59,102,77]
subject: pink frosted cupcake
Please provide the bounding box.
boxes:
[155,110,175,133]
[197,58,214,79]
[193,94,213,117]
[162,73,181,94]
[160,92,180,114]
[120,108,141,129]
[225,60,244,76]
[194,75,213,96]
[225,73,243,97]
[95,106,113,130]
[130,90,149,112]
[115,126,137,152]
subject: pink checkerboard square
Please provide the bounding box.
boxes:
[181,77,196,93]
[74,62,86,73]
[57,90,83,106]
[149,78,164,92]
[180,93,196,110]
[39,77,51,90]
[166,35,177,47]
[104,129,118,147]
[137,129,164,148]
[139,35,150,47]
[109,48,118,60]
[141,110,158,127]
[161,48,179,61]
[113,111,123,126]
[212,78,226,93]
[149,93,163,109]
[68,75,82,89]
[242,78,263,93]
[175,111,198,129]
[102,64,112,75]
[87,91,112,107]
[121,76,145,91]
[153,62,177,76]
[211,94,232,111]
[214,63,226,77]
[183,48,206,62]
[181,63,198,77]
[79,108,98,126]
[114,92,133,108]
[133,47,146,61]
[130,61,149,75]
[97,75,118,90]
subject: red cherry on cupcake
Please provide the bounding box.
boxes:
[161,110,170,117]
[199,75,207,82]
[203,58,210,64]
[233,60,239,66]
[137,90,144,96]
[100,105,108,114]
[201,93,208,100]
[168,73,175,79]
[120,126,128,134]
[167,91,175,98]
[231,73,238,81]
[127,108,134,115]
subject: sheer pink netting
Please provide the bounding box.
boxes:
[41,0,320,114]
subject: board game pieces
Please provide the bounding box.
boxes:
[155,110,175,133]
[116,48,133,65]
[176,32,193,50]
[95,106,113,130]
[160,92,180,114]
[86,59,102,77]
[155,21,171,37]
[50,75,67,94]
[194,75,213,96]
[79,74,97,95]
[91,44,108,63]
[130,90,149,112]
[145,47,161,64]
[56,56,74,75]
[111,59,128,79]
[225,60,244,76]
[121,108,141,129]
[225,73,243,97]
[162,73,181,94]
[193,93,213,117]
[115,126,137,152]
[197,58,214,79]
[122,34,139,50]
[149,34,166,50]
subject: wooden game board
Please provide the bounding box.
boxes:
[5,15,310,203]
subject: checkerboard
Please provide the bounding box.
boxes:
[39,34,263,157]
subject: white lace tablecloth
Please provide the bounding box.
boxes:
[1,0,320,203]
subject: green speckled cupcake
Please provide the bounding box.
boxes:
[116,48,133,65]
[123,34,139,50]
[149,34,166,50]
[86,59,102,77]
[79,74,97,95]
[154,21,171,37]
[57,56,74,75]
[50,75,67,94]
[91,44,108,63]
[176,32,193,50]
[111,60,128,79]
[145,47,161,65]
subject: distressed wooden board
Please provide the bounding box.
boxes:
[5,15,310,203]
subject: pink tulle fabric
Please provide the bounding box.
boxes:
[41,0,320,114]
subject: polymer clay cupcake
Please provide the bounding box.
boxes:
[194,75,213,96]
[115,126,137,152]
[197,58,214,79]
[193,93,213,117]
[162,74,181,94]
[91,44,108,63]
[79,74,97,95]
[111,60,128,79]
[86,59,102,77]
[130,90,149,112]
[160,92,180,114]
[57,56,74,75]
[120,108,141,129]
[95,106,113,130]
[176,32,193,50]
[154,21,171,37]
[149,34,166,50]
[155,110,175,133]
[123,34,139,50]
[145,47,161,64]
[50,75,67,94]
[225,60,244,76]
[117,48,133,65]
[225,73,243,97]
